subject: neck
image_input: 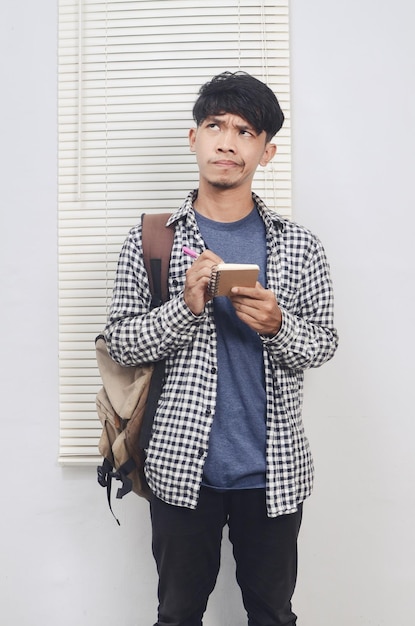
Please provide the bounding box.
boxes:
[194,184,254,223]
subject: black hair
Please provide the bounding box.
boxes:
[192,71,284,142]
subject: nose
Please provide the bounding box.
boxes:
[217,129,236,153]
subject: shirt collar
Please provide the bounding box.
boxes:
[167,189,285,232]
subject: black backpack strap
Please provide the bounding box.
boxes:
[97,458,121,526]
[97,456,136,525]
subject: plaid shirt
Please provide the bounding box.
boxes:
[105,190,339,517]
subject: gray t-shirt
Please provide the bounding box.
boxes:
[195,206,268,490]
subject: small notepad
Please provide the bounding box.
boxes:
[207,263,260,297]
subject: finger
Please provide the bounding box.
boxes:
[230,282,265,297]
[197,250,223,265]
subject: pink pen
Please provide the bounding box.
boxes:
[182,246,199,259]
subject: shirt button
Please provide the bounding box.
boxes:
[198,448,205,458]
[211,367,217,374]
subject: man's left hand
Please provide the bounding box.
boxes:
[229,283,282,336]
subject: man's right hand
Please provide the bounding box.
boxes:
[183,250,223,315]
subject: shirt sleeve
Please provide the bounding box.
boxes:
[104,227,204,366]
[262,235,339,370]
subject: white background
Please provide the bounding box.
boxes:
[1,1,414,624]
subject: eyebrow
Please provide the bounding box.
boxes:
[205,115,257,134]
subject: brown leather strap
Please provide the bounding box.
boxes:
[141,213,174,305]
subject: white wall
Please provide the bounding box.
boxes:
[290,2,415,622]
[1,1,414,624]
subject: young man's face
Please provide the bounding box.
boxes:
[189,113,276,191]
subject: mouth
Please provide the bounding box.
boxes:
[212,159,241,168]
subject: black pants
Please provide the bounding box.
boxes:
[150,487,303,626]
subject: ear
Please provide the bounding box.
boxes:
[189,127,197,152]
[259,142,277,167]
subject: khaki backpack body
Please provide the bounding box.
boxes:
[96,213,174,522]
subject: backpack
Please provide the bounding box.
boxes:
[96,213,174,523]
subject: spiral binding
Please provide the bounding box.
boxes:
[207,265,219,297]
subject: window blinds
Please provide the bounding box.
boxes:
[58,0,291,464]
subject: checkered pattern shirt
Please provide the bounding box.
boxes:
[105,190,339,517]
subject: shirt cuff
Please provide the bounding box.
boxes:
[260,306,296,349]
[164,294,206,332]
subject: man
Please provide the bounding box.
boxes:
[105,71,338,626]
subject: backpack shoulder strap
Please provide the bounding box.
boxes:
[138,213,174,451]
[141,213,174,307]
